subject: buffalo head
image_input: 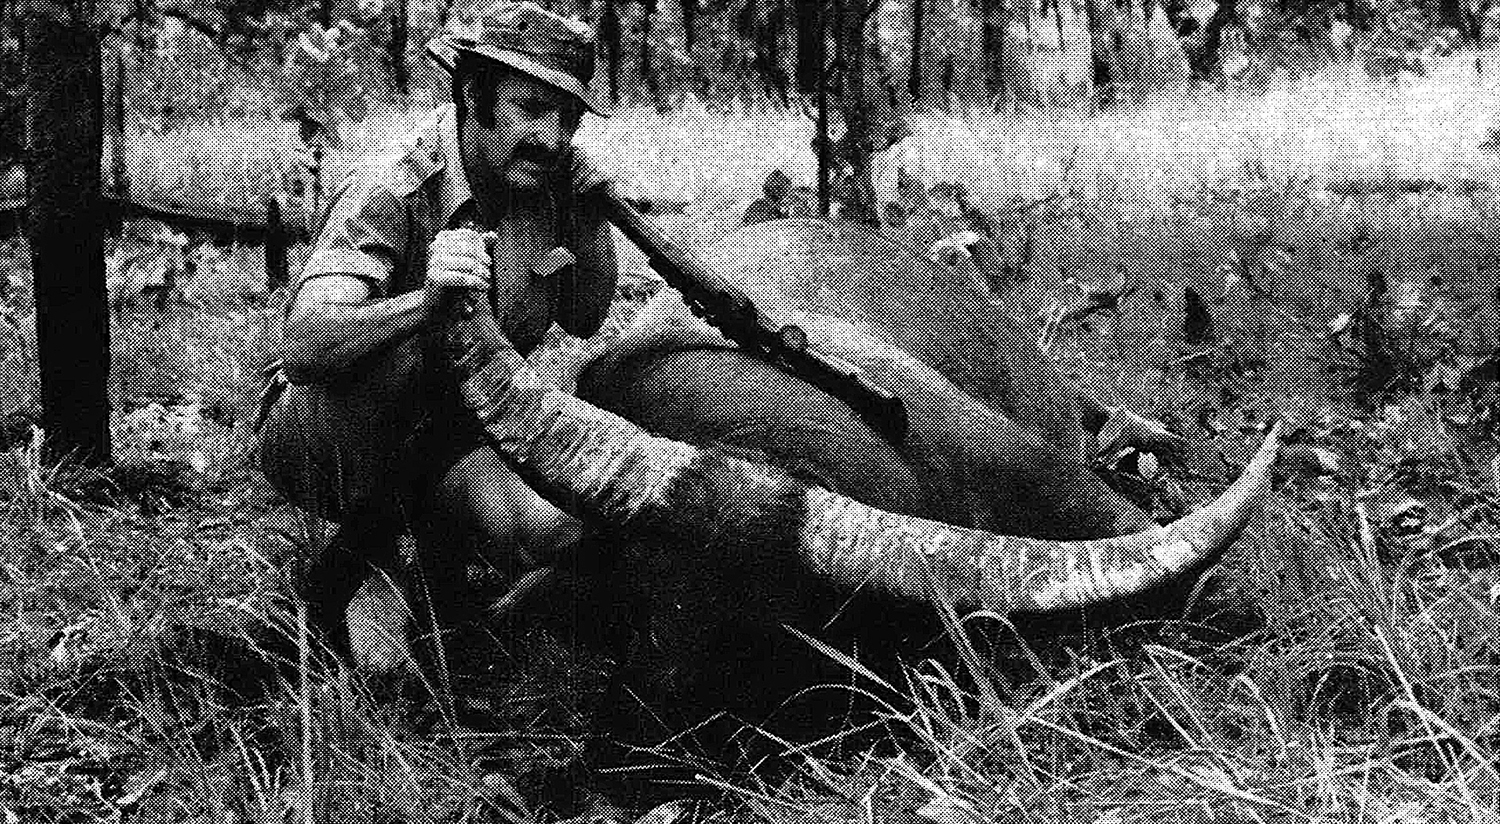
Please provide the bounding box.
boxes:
[440,217,1281,762]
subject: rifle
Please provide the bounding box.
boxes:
[595,185,909,445]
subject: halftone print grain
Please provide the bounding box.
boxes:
[6,1,1500,820]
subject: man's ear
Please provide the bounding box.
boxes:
[461,78,482,123]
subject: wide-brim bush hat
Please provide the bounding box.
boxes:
[427,0,611,117]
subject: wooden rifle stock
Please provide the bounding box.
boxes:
[595,185,909,444]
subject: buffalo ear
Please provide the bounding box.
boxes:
[764,168,792,201]
[1184,287,1217,344]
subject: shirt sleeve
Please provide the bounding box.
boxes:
[298,169,409,299]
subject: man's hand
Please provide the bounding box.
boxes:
[423,228,495,321]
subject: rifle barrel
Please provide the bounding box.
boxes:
[598,185,753,315]
[594,186,909,443]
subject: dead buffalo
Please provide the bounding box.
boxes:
[441,218,1281,766]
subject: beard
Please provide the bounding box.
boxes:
[469,157,549,219]
[498,143,558,193]
[502,158,549,191]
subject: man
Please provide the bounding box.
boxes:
[258,0,618,661]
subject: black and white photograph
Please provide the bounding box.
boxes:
[3,0,1500,819]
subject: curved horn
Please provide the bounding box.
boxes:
[446,310,1281,613]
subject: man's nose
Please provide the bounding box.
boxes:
[529,111,564,150]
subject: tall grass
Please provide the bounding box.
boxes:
[118,106,427,212]
[721,475,1500,824]
[570,51,1500,213]
[0,465,532,822]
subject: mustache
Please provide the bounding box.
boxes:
[508,145,558,167]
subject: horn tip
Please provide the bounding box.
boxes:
[1245,421,1284,485]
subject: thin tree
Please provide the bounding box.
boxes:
[807,0,907,223]
[639,0,661,108]
[744,0,788,105]
[908,0,921,103]
[738,0,760,94]
[765,0,787,105]
[23,0,332,465]
[389,0,408,95]
[982,0,1000,94]
[27,0,109,464]
[833,0,905,226]
[1186,0,1237,80]
[1084,0,1117,104]
[600,0,621,106]
[111,47,128,199]
[794,0,821,94]
[681,0,695,48]
[1053,0,1066,54]
[1343,0,1366,30]
[1438,0,1480,41]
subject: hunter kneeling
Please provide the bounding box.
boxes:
[257,1,618,666]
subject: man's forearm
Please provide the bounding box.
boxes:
[282,290,428,383]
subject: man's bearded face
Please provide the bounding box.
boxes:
[462,70,584,198]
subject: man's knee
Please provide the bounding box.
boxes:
[427,447,580,567]
[256,380,419,521]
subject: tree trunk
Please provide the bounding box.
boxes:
[110,47,127,199]
[1084,0,1117,105]
[766,0,789,105]
[26,3,109,465]
[836,0,878,226]
[908,0,922,103]
[390,0,409,96]
[795,0,822,95]
[1439,0,1474,40]
[681,0,695,49]
[266,196,290,292]
[940,54,952,112]
[982,0,1000,95]
[601,0,621,106]
[817,0,831,215]
[740,0,765,98]
[832,0,844,71]
[1464,2,1484,42]
[1190,0,1236,80]
[737,0,757,41]
[112,47,124,135]
[817,62,830,214]
[640,0,660,108]
[1343,0,1367,30]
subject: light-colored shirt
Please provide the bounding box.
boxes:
[295,103,611,355]
[297,104,502,300]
